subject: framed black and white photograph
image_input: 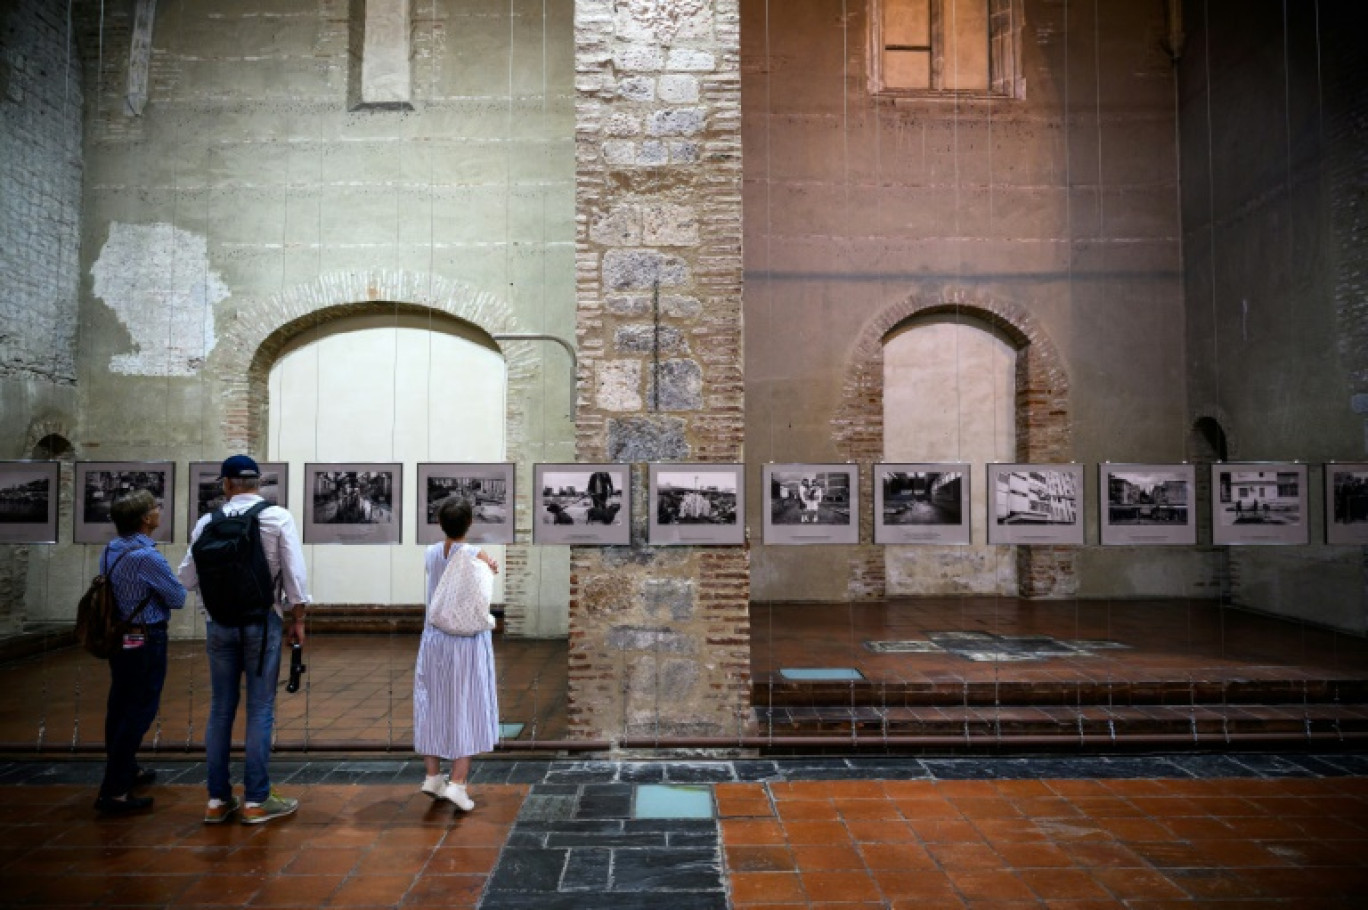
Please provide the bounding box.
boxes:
[1099,464,1196,546]
[188,461,289,529]
[74,461,176,544]
[303,463,402,545]
[418,463,515,545]
[648,463,745,546]
[0,461,60,544]
[987,463,1085,546]
[874,463,970,546]
[533,464,630,546]
[1326,463,1368,546]
[1211,463,1308,546]
[763,464,859,546]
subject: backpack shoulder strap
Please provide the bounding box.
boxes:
[243,500,272,520]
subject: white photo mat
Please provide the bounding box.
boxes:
[303,463,403,545]
[533,464,631,545]
[1098,463,1197,546]
[987,463,1086,546]
[0,461,60,544]
[763,464,860,546]
[1326,463,1368,546]
[417,463,516,545]
[1211,463,1308,546]
[74,461,176,545]
[874,463,971,545]
[648,463,745,546]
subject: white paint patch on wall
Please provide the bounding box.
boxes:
[92,222,225,376]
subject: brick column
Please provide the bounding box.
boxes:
[570,0,749,742]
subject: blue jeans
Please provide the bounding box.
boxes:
[205,612,282,803]
[100,625,168,799]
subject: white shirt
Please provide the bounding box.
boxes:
[178,493,311,614]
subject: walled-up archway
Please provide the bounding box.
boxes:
[834,292,1074,598]
[204,270,563,634]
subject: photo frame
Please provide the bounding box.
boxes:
[1098,463,1197,546]
[188,461,290,530]
[533,464,630,545]
[303,463,403,545]
[763,463,860,546]
[648,463,745,546]
[1326,463,1368,546]
[987,463,1085,546]
[873,463,971,545]
[418,463,515,545]
[74,461,176,544]
[1211,463,1308,546]
[0,461,60,544]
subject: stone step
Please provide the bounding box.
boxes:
[753,676,1368,707]
[755,703,1368,740]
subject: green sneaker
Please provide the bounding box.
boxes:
[204,796,240,824]
[240,791,298,825]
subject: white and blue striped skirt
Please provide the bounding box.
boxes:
[412,625,499,760]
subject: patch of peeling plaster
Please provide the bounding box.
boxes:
[92,222,226,376]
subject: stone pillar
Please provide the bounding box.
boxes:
[570,0,748,742]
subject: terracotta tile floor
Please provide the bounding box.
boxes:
[0,635,568,750]
[0,779,527,908]
[2,758,1366,908]
[718,775,1368,908]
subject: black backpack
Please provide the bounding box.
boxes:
[191,501,278,627]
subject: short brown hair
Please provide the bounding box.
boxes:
[111,490,157,536]
[437,497,473,539]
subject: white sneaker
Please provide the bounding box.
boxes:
[421,775,446,799]
[439,781,474,811]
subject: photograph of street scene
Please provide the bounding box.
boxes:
[655,471,738,526]
[994,469,1078,525]
[312,470,396,524]
[539,469,624,526]
[425,472,509,527]
[880,470,963,526]
[1216,469,1301,526]
[1107,470,1188,525]
[191,462,285,522]
[82,469,168,524]
[769,470,851,525]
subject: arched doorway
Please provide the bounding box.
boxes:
[266,312,507,606]
[883,315,1019,594]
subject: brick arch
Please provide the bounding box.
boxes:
[833,290,1074,599]
[207,270,536,453]
[206,269,544,627]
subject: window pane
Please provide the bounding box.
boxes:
[884,49,931,89]
[944,0,990,91]
[885,0,931,48]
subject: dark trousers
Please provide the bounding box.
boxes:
[100,626,168,799]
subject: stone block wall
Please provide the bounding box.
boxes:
[570,0,749,740]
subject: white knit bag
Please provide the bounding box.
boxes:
[427,548,495,637]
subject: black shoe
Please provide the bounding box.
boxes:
[133,767,156,787]
[95,795,153,815]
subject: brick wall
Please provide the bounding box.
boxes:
[0,0,82,384]
[570,0,749,741]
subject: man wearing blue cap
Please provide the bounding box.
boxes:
[179,455,310,825]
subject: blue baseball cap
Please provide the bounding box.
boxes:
[217,454,261,480]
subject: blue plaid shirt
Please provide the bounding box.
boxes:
[101,534,187,625]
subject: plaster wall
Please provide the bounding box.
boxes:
[45,0,576,635]
[1178,0,1368,633]
[743,0,1200,601]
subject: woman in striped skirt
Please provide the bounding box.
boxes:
[413,498,500,811]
